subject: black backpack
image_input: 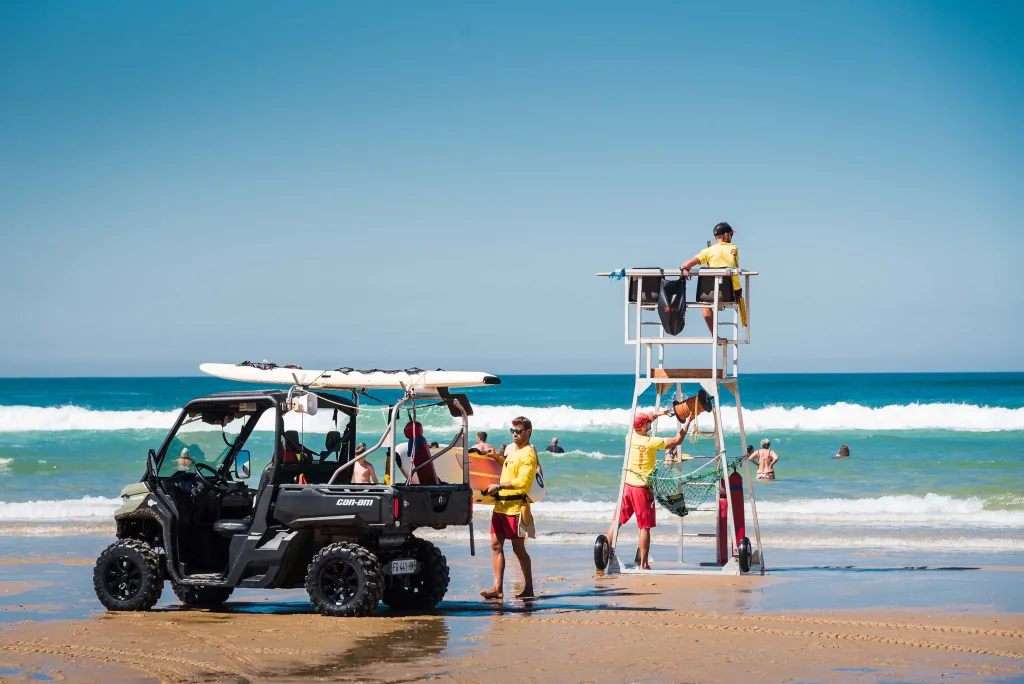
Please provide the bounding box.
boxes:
[658,277,687,335]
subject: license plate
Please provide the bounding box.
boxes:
[390,559,418,576]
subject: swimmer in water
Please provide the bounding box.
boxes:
[834,444,851,459]
[750,439,779,481]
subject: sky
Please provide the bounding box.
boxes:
[1,1,1022,376]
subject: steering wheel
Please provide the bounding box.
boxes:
[194,462,230,493]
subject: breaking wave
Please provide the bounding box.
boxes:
[496,494,1024,527]
[2,402,1023,433]
[0,496,122,521]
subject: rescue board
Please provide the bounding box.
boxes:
[200,363,500,390]
[430,447,547,505]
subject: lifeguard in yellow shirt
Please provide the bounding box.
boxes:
[607,410,687,570]
[479,416,538,600]
[681,222,742,334]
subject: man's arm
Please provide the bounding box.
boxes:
[681,255,700,277]
[664,429,687,450]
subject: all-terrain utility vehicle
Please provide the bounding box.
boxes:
[93,363,499,617]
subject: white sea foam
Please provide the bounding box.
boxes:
[417,528,1024,551]
[2,401,1023,433]
[0,496,122,521]
[478,494,1024,527]
[471,402,1024,433]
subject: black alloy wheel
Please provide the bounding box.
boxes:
[93,539,163,611]
[305,543,382,617]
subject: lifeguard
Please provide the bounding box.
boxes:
[607,410,687,570]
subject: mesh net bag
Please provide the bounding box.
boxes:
[647,457,743,518]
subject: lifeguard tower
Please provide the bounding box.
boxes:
[593,267,765,576]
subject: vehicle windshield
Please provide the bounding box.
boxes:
[158,408,256,478]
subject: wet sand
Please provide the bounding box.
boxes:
[0,536,1021,682]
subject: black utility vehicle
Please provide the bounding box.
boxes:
[94,384,481,617]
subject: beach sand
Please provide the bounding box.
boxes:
[0,536,1022,683]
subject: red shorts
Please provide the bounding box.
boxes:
[490,512,520,540]
[619,484,656,529]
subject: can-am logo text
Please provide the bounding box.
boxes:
[335,498,374,507]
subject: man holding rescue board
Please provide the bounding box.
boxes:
[479,416,539,600]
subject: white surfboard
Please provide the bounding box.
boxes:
[199,363,501,390]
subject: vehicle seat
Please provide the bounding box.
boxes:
[320,431,341,462]
[213,517,251,536]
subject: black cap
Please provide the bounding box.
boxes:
[713,222,735,236]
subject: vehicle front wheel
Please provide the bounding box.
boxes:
[171,582,233,607]
[382,538,450,611]
[93,539,163,611]
[305,543,383,617]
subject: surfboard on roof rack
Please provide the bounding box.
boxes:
[199,363,501,390]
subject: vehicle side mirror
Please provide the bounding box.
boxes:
[235,450,251,479]
[147,449,158,477]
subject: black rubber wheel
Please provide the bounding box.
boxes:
[382,538,450,611]
[306,542,382,617]
[93,539,164,611]
[738,537,752,573]
[171,582,233,607]
[593,534,610,571]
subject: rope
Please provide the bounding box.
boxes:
[688,409,717,443]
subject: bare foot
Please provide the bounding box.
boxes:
[516,588,535,599]
[640,563,652,570]
[479,588,503,600]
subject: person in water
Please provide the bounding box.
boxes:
[480,416,538,600]
[680,222,741,335]
[470,431,496,455]
[545,437,565,454]
[750,439,779,480]
[834,444,851,459]
[607,410,687,570]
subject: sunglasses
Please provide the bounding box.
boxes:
[510,427,529,435]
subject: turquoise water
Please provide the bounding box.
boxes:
[1,374,1022,552]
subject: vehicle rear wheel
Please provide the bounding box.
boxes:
[93,539,163,611]
[382,538,450,611]
[171,582,233,607]
[306,542,382,617]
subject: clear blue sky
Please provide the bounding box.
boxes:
[1,1,1021,376]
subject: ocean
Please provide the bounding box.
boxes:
[1,373,1023,556]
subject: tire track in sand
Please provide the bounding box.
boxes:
[571,610,1024,639]
[512,616,1024,661]
[0,639,246,683]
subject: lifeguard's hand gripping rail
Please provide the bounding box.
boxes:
[594,267,765,576]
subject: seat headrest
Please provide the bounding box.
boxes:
[283,430,301,449]
[325,431,342,452]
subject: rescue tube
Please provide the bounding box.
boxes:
[716,471,747,566]
[404,422,440,485]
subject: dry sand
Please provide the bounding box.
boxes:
[0,573,1021,683]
